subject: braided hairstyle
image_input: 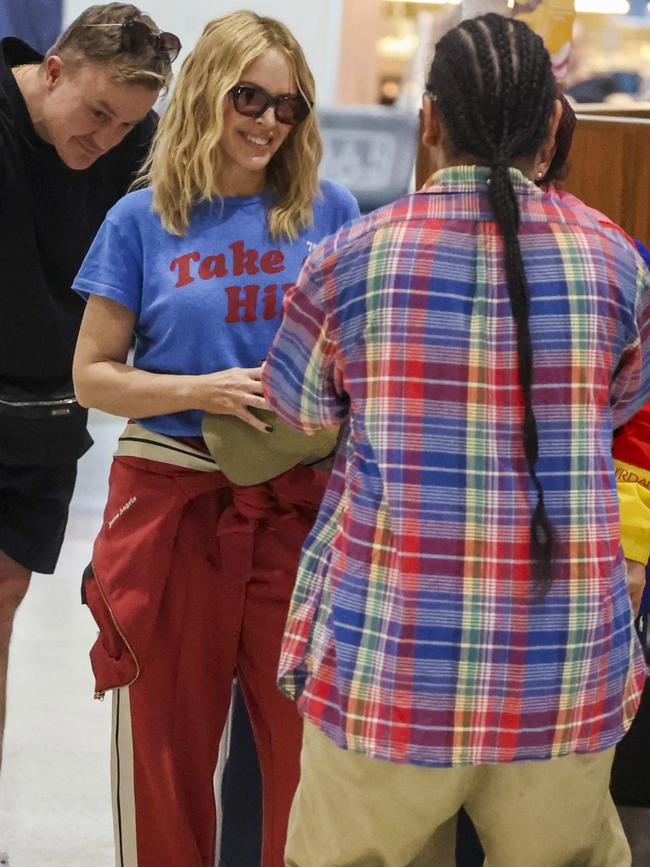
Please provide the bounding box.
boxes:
[541,92,576,185]
[426,14,557,594]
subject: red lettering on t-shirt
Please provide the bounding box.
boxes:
[230,241,259,276]
[224,284,260,323]
[263,285,278,320]
[260,250,285,274]
[170,251,200,287]
[199,254,228,281]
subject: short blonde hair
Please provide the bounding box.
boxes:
[48,3,172,92]
[140,11,323,239]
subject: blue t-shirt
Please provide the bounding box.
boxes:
[74,180,359,436]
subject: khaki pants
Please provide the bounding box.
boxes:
[285,721,631,867]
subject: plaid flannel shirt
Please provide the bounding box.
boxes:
[263,166,650,767]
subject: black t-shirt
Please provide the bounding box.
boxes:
[0,38,156,465]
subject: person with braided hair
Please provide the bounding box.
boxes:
[262,12,650,867]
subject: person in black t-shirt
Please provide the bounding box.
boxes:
[0,2,179,771]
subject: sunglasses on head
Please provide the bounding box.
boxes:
[82,19,181,64]
[229,84,311,126]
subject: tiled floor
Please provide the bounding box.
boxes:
[0,411,648,866]
[0,411,120,867]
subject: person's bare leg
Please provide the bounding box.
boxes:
[0,550,31,771]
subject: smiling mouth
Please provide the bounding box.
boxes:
[75,138,101,156]
[244,133,272,147]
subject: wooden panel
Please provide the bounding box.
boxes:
[337,0,384,106]
[566,115,650,247]
[570,102,650,119]
[414,113,650,247]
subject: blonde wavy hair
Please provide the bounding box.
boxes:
[139,11,323,239]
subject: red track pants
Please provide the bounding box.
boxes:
[89,457,325,867]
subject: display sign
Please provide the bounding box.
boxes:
[318,107,419,212]
[513,0,576,83]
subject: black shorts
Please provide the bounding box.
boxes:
[0,462,77,573]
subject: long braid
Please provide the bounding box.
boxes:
[426,14,557,594]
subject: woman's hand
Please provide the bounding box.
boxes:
[193,367,271,432]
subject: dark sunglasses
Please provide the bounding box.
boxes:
[229,84,311,126]
[83,19,181,64]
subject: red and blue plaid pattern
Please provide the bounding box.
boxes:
[263,166,650,767]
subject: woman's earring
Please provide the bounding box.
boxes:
[537,170,544,178]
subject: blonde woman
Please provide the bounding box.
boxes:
[72,12,358,867]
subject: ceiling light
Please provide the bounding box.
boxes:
[574,0,630,12]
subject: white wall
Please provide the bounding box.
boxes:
[62,0,343,105]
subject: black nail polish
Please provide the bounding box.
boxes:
[265,425,274,433]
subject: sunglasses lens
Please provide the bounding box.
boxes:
[231,86,310,125]
[158,32,181,62]
[121,20,150,53]
[121,20,181,63]
[233,86,269,117]
[276,97,309,125]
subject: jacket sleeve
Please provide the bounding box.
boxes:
[613,239,650,563]
[614,457,650,563]
[609,255,650,429]
[614,401,650,563]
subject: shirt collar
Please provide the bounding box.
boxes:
[421,164,540,197]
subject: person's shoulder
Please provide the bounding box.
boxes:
[0,37,42,80]
[318,178,355,203]
[550,188,633,241]
[0,55,22,146]
[541,186,642,262]
[312,180,361,241]
[0,38,40,143]
[326,190,411,242]
[0,95,19,192]
[318,178,359,212]
[309,195,399,269]
[105,186,155,226]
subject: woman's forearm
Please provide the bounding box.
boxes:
[73,296,270,428]
[74,357,272,431]
[73,358,198,419]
